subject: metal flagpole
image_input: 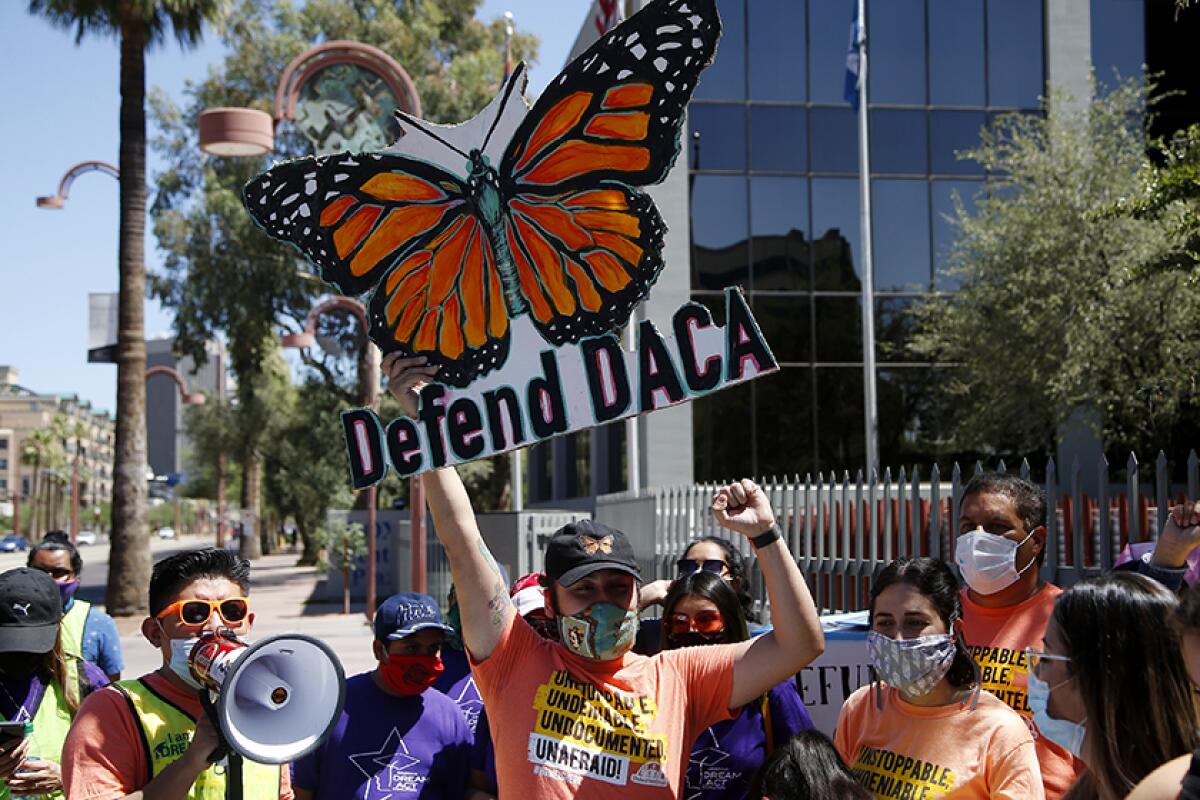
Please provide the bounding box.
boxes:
[856,0,880,477]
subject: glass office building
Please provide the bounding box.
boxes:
[529,0,1163,503]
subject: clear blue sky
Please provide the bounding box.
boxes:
[0,0,591,415]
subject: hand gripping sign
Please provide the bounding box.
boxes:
[244,0,780,487]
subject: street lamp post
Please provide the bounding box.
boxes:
[282,297,387,620]
[35,161,119,210]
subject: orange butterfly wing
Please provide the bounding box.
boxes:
[496,0,721,344]
[243,153,512,386]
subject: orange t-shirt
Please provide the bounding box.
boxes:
[470,612,737,798]
[961,584,1084,799]
[834,684,1044,799]
[61,671,293,800]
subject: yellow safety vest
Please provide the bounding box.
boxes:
[0,659,79,800]
[60,600,90,661]
[114,679,279,800]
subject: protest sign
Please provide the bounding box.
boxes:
[242,0,776,484]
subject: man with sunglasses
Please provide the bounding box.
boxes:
[382,354,825,799]
[62,548,291,800]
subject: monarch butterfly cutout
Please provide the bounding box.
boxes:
[244,0,721,387]
[581,534,614,555]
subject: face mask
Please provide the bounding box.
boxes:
[666,630,726,649]
[1027,670,1087,757]
[557,602,638,661]
[164,634,203,690]
[867,630,957,698]
[378,654,444,695]
[59,580,81,603]
[956,527,1036,595]
[0,652,43,679]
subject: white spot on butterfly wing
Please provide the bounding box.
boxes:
[299,204,311,218]
[324,190,339,200]
[626,32,640,45]
[654,57,669,72]
[618,69,633,79]
[657,25,682,34]
[597,63,610,74]
[660,42,682,50]
[282,193,299,206]
[334,173,349,183]
[305,179,317,194]
[665,81,675,92]
[631,43,647,59]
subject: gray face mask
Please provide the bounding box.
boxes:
[867,630,957,698]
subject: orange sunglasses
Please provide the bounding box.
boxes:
[155,597,251,628]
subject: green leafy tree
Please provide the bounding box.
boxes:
[1116,124,1200,275]
[29,0,225,615]
[912,80,1200,459]
[315,520,366,614]
[262,380,353,566]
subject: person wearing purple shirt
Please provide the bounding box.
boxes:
[662,571,814,800]
[293,593,472,800]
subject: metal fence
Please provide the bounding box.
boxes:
[594,450,1200,619]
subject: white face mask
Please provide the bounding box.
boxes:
[955,526,1036,595]
[157,621,202,689]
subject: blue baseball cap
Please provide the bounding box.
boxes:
[373,592,455,641]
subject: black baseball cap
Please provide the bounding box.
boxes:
[544,520,640,587]
[0,568,63,654]
[373,592,455,641]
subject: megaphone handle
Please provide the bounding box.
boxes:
[226,752,244,800]
[197,690,230,765]
[197,690,244,800]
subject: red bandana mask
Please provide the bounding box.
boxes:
[379,654,444,695]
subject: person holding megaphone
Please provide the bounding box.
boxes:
[292,592,473,800]
[61,548,293,800]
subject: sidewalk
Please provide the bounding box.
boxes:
[114,551,378,679]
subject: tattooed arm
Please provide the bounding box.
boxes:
[383,355,514,661]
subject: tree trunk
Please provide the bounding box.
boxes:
[106,12,151,616]
[239,449,263,560]
[296,521,319,566]
[341,563,350,615]
[49,481,60,531]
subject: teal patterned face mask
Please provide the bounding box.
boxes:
[557,602,638,661]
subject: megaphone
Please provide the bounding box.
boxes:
[188,630,346,764]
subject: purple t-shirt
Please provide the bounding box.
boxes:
[433,644,470,695]
[444,672,483,736]
[293,672,472,800]
[683,679,813,800]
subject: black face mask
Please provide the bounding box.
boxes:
[666,631,727,649]
[0,652,44,679]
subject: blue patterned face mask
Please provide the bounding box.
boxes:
[557,602,638,661]
[867,630,957,698]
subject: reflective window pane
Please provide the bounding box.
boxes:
[873,179,931,291]
[749,0,806,101]
[1091,0,1145,90]
[810,107,858,173]
[987,0,1045,108]
[931,180,982,290]
[692,175,749,290]
[809,0,857,104]
[751,176,810,291]
[929,0,985,105]
[868,0,926,104]
[878,368,938,467]
[750,106,807,172]
[814,296,863,362]
[931,111,987,175]
[756,368,815,476]
[876,296,921,362]
[812,177,861,291]
[815,368,865,469]
[753,294,811,364]
[870,110,928,175]
[695,0,745,100]
[693,381,755,480]
[690,104,746,171]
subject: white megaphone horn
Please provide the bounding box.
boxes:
[188,630,346,765]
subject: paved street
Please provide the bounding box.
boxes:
[0,535,378,679]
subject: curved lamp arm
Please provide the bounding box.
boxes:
[281,296,377,407]
[36,161,119,209]
[146,366,207,406]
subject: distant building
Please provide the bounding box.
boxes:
[0,367,115,532]
[146,338,225,482]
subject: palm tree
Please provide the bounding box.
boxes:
[28,0,224,615]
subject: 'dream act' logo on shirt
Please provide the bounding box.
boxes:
[966,645,1031,715]
[527,670,669,787]
[851,747,958,799]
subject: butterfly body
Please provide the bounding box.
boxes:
[245,0,722,388]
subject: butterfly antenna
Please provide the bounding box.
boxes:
[482,62,527,153]
[393,110,472,159]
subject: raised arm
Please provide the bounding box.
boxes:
[712,479,825,709]
[383,355,514,661]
